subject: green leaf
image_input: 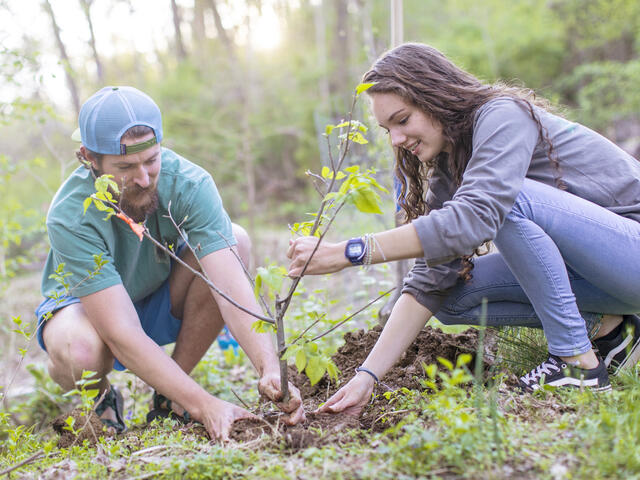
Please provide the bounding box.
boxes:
[325,124,335,136]
[350,186,383,214]
[321,166,331,179]
[356,82,376,95]
[305,356,326,386]
[295,349,307,373]
[422,362,437,380]
[348,131,368,144]
[82,197,92,214]
[326,360,340,382]
[456,353,472,368]
[437,357,454,371]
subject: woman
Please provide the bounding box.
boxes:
[287,43,640,415]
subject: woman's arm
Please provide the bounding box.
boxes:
[287,224,424,276]
[318,293,432,415]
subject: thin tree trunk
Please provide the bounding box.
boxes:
[42,0,80,115]
[331,0,350,113]
[209,0,255,239]
[313,0,330,110]
[192,0,207,54]
[171,0,187,60]
[79,0,104,84]
[357,0,377,65]
[380,0,410,327]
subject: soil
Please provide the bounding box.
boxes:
[52,408,112,449]
[51,325,496,449]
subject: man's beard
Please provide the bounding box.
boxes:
[118,185,159,223]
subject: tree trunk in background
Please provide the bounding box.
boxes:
[313,0,330,110]
[171,0,187,60]
[209,0,256,247]
[209,0,235,54]
[331,0,350,114]
[379,0,409,326]
[357,0,377,65]
[192,0,206,56]
[79,0,104,84]
[42,0,80,115]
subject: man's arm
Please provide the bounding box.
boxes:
[199,248,305,424]
[80,284,254,439]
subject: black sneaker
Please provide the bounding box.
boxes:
[518,354,611,393]
[593,314,640,375]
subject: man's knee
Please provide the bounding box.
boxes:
[231,223,252,268]
[44,305,113,374]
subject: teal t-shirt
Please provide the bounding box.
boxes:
[41,148,236,302]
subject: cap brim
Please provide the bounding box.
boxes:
[71,128,82,142]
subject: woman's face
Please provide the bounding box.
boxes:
[371,92,450,162]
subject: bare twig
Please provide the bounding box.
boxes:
[94,196,275,324]
[308,288,395,343]
[230,388,252,410]
[289,313,326,346]
[0,450,45,476]
[214,231,274,319]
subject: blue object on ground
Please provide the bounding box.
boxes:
[217,325,239,354]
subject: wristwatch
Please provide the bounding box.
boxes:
[345,237,366,265]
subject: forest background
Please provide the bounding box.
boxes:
[2,0,640,478]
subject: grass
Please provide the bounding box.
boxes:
[3,219,640,478]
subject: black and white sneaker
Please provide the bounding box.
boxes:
[593,314,640,375]
[518,354,611,393]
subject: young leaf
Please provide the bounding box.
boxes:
[349,186,383,214]
[295,349,307,373]
[356,82,376,95]
[305,355,326,386]
[437,357,454,371]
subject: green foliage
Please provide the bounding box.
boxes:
[84,174,120,220]
[282,341,340,386]
[254,263,287,303]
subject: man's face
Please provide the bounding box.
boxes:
[87,132,162,223]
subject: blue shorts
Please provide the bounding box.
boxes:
[35,277,182,371]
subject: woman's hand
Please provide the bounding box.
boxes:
[316,372,375,416]
[258,372,306,425]
[287,237,348,277]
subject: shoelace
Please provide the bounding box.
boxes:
[522,359,561,384]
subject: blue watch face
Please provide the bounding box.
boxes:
[347,243,364,257]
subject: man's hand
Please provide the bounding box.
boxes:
[316,372,374,417]
[198,397,257,441]
[258,372,306,425]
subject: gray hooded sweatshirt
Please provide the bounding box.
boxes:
[403,97,640,313]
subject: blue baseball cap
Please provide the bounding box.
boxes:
[71,86,163,155]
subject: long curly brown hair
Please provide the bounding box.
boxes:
[363,43,564,280]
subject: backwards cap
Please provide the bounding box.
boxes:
[72,86,163,155]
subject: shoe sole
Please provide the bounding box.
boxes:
[613,335,640,375]
[603,334,632,367]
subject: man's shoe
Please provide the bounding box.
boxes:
[94,385,127,434]
[593,314,640,375]
[146,391,194,425]
[518,354,611,393]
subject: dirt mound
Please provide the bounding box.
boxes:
[291,325,495,404]
[51,326,493,447]
[52,408,111,448]
[229,411,360,449]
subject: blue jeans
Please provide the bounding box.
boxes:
[436,179,640,357]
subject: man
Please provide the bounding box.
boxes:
[35,86,304,440]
